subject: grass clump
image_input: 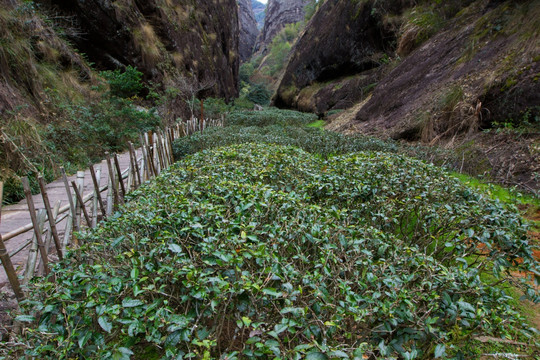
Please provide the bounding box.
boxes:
[13,143,538,359]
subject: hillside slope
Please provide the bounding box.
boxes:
[0,0,240,203]
[275,0,540,190]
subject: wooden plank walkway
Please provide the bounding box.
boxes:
[0,150,135,290]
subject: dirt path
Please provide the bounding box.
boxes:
[0,150,138,292]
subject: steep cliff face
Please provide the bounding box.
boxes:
[276,0,540,189]
[238,0,259,62]
[256,0,308,51]
[0,0,241,203]
[38,0,240,100]
[274,0,404,113]
[252,0,266,29]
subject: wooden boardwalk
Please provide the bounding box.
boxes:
[0,151,134,290]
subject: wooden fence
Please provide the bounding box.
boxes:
[0,117,224,303]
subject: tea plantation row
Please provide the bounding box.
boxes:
[11,109,539,359]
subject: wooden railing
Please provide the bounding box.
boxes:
[0,117,224,303]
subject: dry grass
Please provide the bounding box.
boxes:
[133,23,163,68]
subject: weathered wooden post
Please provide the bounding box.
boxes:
[23,209,46,283]
[0,182,25,302]
[89,164,106,221]
[61,167,78,245]
[71,181,91,227]
[106,174,113,216]
[22,177,50,277]
[129,142,142,187]
[38,201,59,276]
[75,171,85,233]
[38,176,63,260]
[114,154,127,199]
[105,152,120,208]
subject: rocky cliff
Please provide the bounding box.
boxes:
[252,0,266,29]
[38,0,240,101]
[0,0,241,203]
[256,0,307,51]
[274,0,403,113]
[239,0,260,62]
[276,0,540,189]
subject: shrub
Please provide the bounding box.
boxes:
[45,96,161,163]
[16,144,538,359]
[172,124,397,160]
[227,108,317,127]
[101,65,144,98]
[246,83,272,105]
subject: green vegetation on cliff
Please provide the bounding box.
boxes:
[0,2,163,204]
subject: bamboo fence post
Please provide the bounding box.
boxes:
[38,201,60,276]
[167,128,175,163]
[92,165,102,227]
[61,167,78,236]
[139,150,147,183]
[38,176,63,260]
[75,171,85,232]
[156,131,165,169]
[127,144,136,190]
[162,130,171,166]
[129,142,142,187]
[161,131,169,166]
[149,132,160,175]
[149,132,159,176]
[155,133,165,171]
[127,161,133,192]
[0,182,25,302]
[22,177,50,277]
[71,181,91,227]
[90,164,106,222]
[114,154,127,199]
[105,152,120,208]
[106,175,113,216]
[144,132,156,178]
[138,134,149,180]
[23,209,46,283]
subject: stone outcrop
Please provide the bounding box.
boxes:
[37,0,240,100]
[274,0,401,114]
[256,0,308,51]
[238,0,259,62]
[275,0,540,189]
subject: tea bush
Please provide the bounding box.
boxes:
[172,124,397,160]
[227,109,317,127]
[173,108,396,160]
[16,144,538,359]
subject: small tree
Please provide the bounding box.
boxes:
[176,75,215,118]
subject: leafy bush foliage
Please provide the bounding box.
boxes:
[227,109,317,127]
[45,96,161,164]
[172,124,396,160]
[246,84,272,106]
[101,66,144,99]
[16,143,538,359]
